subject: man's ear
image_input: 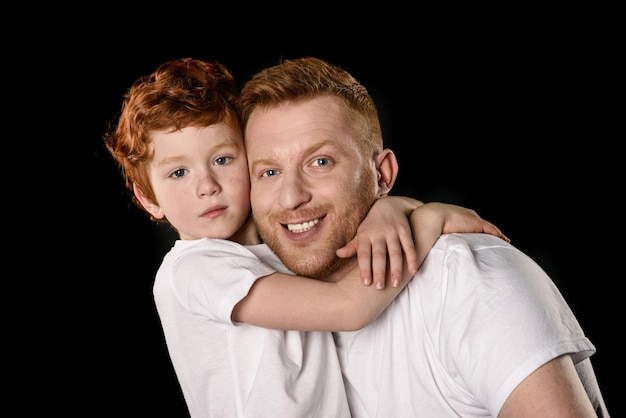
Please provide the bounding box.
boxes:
[133,183,165,220]
[374,149,399,197]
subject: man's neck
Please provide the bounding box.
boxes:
[324,257,358,283]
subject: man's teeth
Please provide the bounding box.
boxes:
[287,219,319,233]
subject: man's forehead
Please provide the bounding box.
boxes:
[247,95,342,125]
[247,97,347,139]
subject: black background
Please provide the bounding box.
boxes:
[66,14,618,417]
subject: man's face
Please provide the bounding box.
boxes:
[245,95,379,281]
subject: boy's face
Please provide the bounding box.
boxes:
[138,123,251,241]
[245,95,379,281]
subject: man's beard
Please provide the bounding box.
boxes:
[262,226,351,281]
[255,168,377,281]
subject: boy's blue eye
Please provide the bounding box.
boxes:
[172,169,186,179]
[261,169,277,178]
[215,156,232,166]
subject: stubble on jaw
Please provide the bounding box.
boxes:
[257,164,378,282]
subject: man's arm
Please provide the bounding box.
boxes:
[498,355,598,418]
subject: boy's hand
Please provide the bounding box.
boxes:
[336,198,510,291]
[336,196,422,289]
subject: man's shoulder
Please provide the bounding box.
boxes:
[423,232,534,281]
[436,232,512,248]
[246,244,294,274]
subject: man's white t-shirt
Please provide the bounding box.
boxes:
[153,238,351,418]
[333,233,602,417]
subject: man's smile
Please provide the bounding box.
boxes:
[285,218,321,233]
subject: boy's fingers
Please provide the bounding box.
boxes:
[357,242,374,286]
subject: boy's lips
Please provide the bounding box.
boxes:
[201,205,227,218]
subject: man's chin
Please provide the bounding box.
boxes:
[282,252,350,282]
[262,231,351,279]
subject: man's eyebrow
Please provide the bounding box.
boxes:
[306,139,352,158]
[248,157,275,173]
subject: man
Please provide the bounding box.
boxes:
[237,57,609,417]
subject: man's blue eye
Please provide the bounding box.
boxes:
[262,169,277,178]
[315,158,330,167]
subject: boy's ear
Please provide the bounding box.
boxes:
[374,149,399,197]
[133,183,165,220]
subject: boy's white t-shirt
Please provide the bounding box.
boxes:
[153,238,351,418]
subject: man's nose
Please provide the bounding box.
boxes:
[277,171,311,210]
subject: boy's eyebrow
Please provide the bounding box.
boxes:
[155,155,186,168]
[155,136,241,168]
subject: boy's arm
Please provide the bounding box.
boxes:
[232,268,404,331]
[336,197,509,290]
[232,201,508,331]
